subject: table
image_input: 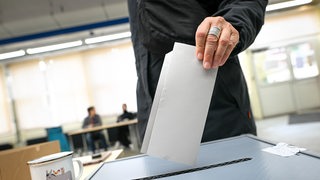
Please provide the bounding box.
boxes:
[68,120,140,151]
[86,135,320,180]
[74,149,123,180]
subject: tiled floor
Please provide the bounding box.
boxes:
[256,115,320,154]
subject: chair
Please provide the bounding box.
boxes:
[69,133,84,151]
[0,141,60,180]
[26,137,47,145]
[107,127,119,146]
[46,126,70,151]
[88,131,108,152]
[93,134,106,150]
[0,143,13,151]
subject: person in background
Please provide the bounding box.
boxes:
[82,106,108,152]
[116,104,137,148]
[117,104,137,122]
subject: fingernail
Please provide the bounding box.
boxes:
[197,53,203,60]
[204,62,211,69]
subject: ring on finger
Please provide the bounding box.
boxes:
[208,26,221,38]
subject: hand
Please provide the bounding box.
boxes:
[195,16,239,69]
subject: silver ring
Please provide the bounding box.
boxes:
[208,26,221,38]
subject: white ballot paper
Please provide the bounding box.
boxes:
[141,42,218,165]
[262,143,306,157]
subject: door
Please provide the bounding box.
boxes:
[252,42,320,117]
[288,43,320,112]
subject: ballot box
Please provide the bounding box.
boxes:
[86,135,320,180]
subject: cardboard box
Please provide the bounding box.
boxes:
[0,141,60,180]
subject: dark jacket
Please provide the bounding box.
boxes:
[82,115,102,129]
[138,0,268,55]
[129,0,268,142]
[117,111,137,122]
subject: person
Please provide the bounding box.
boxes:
[82,106,108,152]
[117,104,137,122]
[128,0,268,142]
[116,104,137,148]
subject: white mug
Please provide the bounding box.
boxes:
[28,151,83,180]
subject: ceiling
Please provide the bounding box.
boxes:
[0,0,318,53]
[0,0,128,40]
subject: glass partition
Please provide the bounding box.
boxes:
[288,43,318,80]
[253,41,319,85]
[253,47,291,85]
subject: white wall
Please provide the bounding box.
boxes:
[253,7,320,49]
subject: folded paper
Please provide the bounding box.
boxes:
[141,42,218,165]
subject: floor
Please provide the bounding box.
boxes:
[256,115,320,154]
[120,115,320,157]
[73,143,140,158]
[78,115,320,158]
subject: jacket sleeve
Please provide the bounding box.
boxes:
[213,0,268,56]
[82,118,88,129]
[96,115,103,126]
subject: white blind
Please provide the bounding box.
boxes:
[9,55,89,129]
[9,41,137,129]
[0,67,11,134]
[44,54,89,125]
[82,42,137,115]
[9,60,52,129]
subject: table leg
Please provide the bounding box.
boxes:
[68,135,74,151]
[129,124,140,151]
[134,124,141,147]
[82,133,88,153]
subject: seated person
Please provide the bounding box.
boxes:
[116,104,137,148]
[82,106,108,152]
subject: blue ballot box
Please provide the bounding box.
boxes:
[86,135,320,180]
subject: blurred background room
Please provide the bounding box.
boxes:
[0,0,320,160]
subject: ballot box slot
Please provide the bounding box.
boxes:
[133,157,252,180]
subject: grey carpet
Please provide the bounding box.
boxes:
[289,112,320,124]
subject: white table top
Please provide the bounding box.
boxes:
[74,149,123,180]
[68,120,138,136]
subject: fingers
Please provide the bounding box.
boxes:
[195,16,239,69]
[212,26,230,68]
[203,31,219,69]
[212,24,239,68]
[221,31,239,64]
[195,19,211,61]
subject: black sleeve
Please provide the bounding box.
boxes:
[213,0,268,56]
[128,112,137,120]
[117,115,123,122]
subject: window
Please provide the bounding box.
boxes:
[9,55,89,129]
[43,54,90,125]
[0,66,12,134]
[9,60,54,129]
[8,40,137,129]
[82,42,137,115]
